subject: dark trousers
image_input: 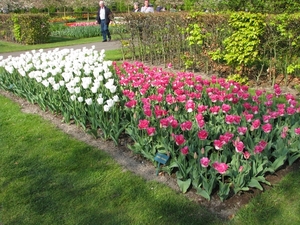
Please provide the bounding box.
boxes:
[100,20,111,41]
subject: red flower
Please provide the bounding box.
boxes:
[263,115,271,123]
[214,139,223,150]
[251,119,261,130]
[166,94,176,105]
[198,130,209,140]
[262,123,272,133]
[180,121,193,131]
[233,138,245,153]
[200,157,210,167]
[243,112,253,122]
[295,128,300,135]
[222,104,231,113]
[254,140,267,154]
[225,115,235,124]
[160,118,169,128]
[237,126,247,135]
[243,151,250,159]
[185,99,195,112]
[197,105,208,113]
[181,146,189,155]
[212,162,229,174]
[138,119,150,129]
[209,106,220,115]
[146,127,156,136]
[172,134,186,146]
[287,107,296,115]
[125,100,137,108]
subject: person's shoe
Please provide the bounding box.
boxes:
[102,40,107,42]
[108,37,111,41]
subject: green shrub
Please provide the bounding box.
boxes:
[11,13,50,44]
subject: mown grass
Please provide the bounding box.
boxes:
[230,168,300,225]
[0,95,221,225]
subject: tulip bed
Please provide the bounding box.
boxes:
[0,47,300,201]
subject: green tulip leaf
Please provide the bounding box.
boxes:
[248,178,263,191]
[177,178,191,193]
[271,155,286,171]
[197,188,210,200]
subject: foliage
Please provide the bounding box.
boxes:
[226,74,249,85]
[120,11,300,86]
[1,49,300,201]
[10,13,51,44]
[210,12,266,75]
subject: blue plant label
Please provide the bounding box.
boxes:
[154,153,169,165]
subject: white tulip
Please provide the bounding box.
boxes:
[106,99,114,107]
[78,96,83,102]
[74,87,81,94]
[41,80,49,87]
[70,95,76,101]
[85,98,93,105]
[97,97,104,105]
[113,95,119,102]
[103,105,110,112]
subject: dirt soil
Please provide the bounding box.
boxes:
[1,70,300,221]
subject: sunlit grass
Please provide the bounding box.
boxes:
[0,94,221,225]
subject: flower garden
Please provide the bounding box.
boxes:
[0,47,300,201]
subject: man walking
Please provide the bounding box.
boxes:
[96,1,113,42]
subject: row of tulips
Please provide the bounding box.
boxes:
[0,47,300,201]
[65,21,98,27]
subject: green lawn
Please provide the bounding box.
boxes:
[0,94,221,225]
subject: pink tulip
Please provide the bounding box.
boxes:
[200,157,210,167]
[214,139,223,150]
[212,162,229,174]
[209,106,220,115]
[251,119,261,130]
[262,123,272,133]
[185,99,195,112]
[197,105,208,113]
[138,119,150,129]
[172,134,186,146]
[180,121,193,131]
[295,128,300,135]
[198,130,209,140]
[237,126,247,135]
[125,100,137,108]
[181,146,189,155]
[222,104,231,113]
[146,127,156,136]
[243,151,250,159]
[233,139,245,153]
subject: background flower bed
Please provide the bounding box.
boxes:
[0,47,299,201]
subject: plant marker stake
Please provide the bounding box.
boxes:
[154,153,169,176]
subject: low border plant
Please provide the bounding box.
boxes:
[0,48,300,201]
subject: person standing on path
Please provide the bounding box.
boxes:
[140,0,154,13]
[96,1,113,42]
[133,2,140,12]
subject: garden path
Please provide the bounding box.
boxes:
[0,40,122,59]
